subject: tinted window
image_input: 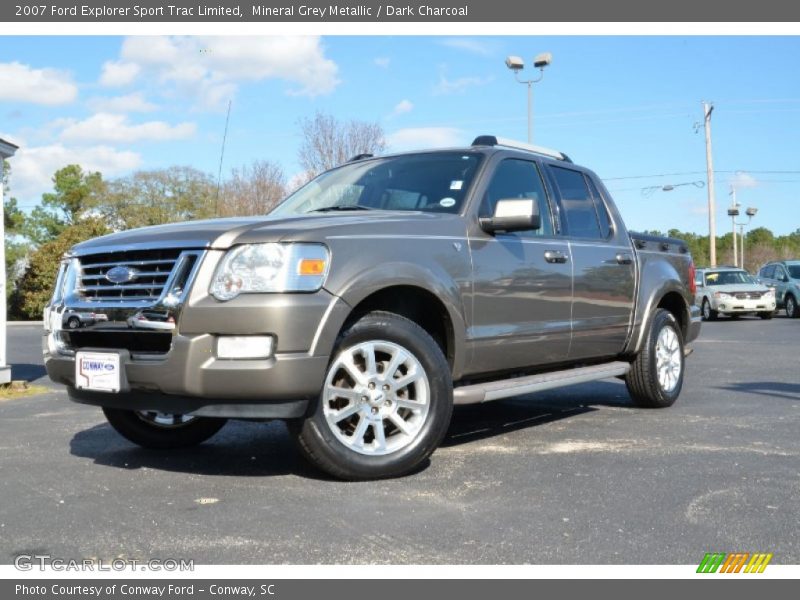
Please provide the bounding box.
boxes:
[481,159,553,236]
[585,177,612,238]
[760,265,775,278]
[788,265,800,279]
[551,167,602,239]
[272,153,483,215]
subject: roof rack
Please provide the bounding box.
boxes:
[472,135,572,163]
[347,153,373,162]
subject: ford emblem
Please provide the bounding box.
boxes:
[105,266,138,284]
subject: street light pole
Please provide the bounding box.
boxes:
[729,186,738,268]
[702,102,717,267]
[505,53,552,144]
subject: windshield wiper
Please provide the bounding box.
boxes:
[306,205,376,214]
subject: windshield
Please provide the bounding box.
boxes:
[271,152,484,216]
[704,270,755,286]
[788,265,800,279]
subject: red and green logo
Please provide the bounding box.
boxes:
[697,552,773,573]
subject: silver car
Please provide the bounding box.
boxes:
[695,267,775,321]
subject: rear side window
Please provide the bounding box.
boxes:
[585,177,613,238]
[551,166,603,240]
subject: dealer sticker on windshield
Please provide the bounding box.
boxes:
[75,351,121,393]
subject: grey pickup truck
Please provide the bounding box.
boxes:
[44,136,701,479]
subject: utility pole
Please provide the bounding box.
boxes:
[702,102,717,267]
[0,138,19,386]
[729,186,738,267]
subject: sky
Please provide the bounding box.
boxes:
[1,35,799,235]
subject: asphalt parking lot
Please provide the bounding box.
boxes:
[1,317,798,564]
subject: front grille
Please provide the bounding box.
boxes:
[77,248,196,302]
[735,292,762,300]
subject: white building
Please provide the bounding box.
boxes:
[1,137,19,384]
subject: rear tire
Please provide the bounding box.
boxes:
[701,298,717,321]
[103,407,227,449]
[67,317,81,329]
[626,309,685,409]
[291,311,453,480]
[786,295,799,318]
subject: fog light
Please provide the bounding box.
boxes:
[216,336,274,359]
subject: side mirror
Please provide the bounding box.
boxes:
[479,198,541,234]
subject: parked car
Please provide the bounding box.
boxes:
[43,135,701,480]
[757,260,800,318]
[61,309,109,330]
[695,267,775,321]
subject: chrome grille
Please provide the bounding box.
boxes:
[77,248,196,302]
[735,292,762,300]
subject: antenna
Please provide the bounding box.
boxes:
[215,100,232,216]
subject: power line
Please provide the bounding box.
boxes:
[603,169,800,181]
[215,99,232,217]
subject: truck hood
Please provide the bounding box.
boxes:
[70,211,462,255]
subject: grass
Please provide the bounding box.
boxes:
[0,382,49,401]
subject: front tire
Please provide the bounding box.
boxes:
[102,407,227,449]
[291,311,453,480]
[67,317,81,329]
[786,295,799,318]
[701,298,717,321]
[759,311,774,320]
[625,309,685,408]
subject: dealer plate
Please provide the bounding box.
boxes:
[75,351,121,393]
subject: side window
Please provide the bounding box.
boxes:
[695,271,704,287]
[585,177,613,239]
[481,158,553,237]
[761,265,775,279]
[776,267,788,281]
[551,166,603,240]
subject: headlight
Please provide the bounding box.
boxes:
[764,289,775,298]
[714,292,730,299]
[210,243,329,301]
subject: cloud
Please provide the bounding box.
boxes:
[729,171,758,189]
[0,62,78,105]
[433,73,493,95]
[373,57,391,68]
[99,60,141,87]
[387,127,464,151]
[391,99,414,116]
[109,36,339,107]
[440,38,495,57]
[58,113,196,144]
[7,144,141,200]
[87,92,158,113]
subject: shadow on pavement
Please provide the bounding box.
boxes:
[69,380,633,478]
[718,381,800,402]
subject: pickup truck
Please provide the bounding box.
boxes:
[44,135,701,480]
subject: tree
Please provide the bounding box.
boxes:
[24,165,105,245]
[10,219,110,319]
[220,160,286,217]
[297,111,386,179]
[98,166,216,230]
[3,160,29,299]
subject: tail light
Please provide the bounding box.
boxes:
[688,261,696,295]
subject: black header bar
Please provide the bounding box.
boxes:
[3,0,800,22]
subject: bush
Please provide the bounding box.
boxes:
[10,219,109,320]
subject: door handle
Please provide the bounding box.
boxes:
[615,253,633,265]
[544,250,568,264]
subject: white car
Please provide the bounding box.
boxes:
[695,267,776,321]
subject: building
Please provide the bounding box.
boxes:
[0,138,19,384]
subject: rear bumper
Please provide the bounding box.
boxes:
[686,304,702,344]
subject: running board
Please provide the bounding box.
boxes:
[453,361,631,405]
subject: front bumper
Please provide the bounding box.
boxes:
[44,289,352,419]
[712,296,776,314]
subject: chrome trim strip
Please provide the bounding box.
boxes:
[68,239,211,257]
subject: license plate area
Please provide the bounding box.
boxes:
[75,351,122,393]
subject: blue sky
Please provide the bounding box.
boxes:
[1,35,799,234]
